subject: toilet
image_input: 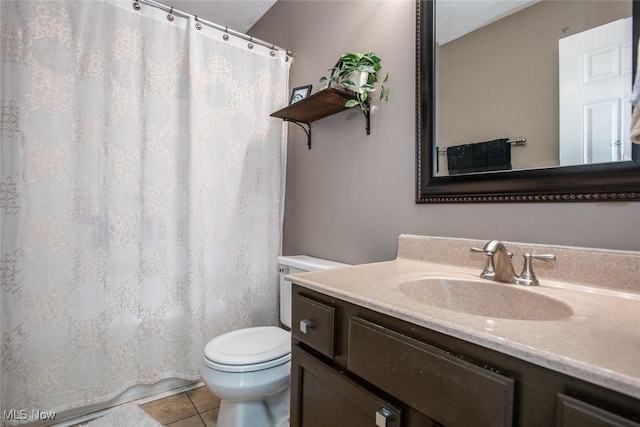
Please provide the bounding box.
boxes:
[200,255,349,427]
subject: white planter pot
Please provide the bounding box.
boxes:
[347,71,369,94]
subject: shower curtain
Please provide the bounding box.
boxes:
[0,0,290,420]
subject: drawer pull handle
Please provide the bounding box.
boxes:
[299,319,315,334]
[375,408,394,427]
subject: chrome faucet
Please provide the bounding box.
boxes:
[471,240,555,286]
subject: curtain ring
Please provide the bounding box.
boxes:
[270,44,276,57]
[194,15,202,30]
[167,6,174,22]
[223,26,229,41]
[132,1,141,11]
[248,36,254,50]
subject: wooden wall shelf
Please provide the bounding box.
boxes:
[270,86,370,149]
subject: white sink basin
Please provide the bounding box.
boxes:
[399,277,574,321]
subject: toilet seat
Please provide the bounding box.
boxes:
[203,326,291,373]
[203,352,291,373]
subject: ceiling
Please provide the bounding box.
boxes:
[159,0,540,46]
[436,0,540,45]
[165,0,277,33]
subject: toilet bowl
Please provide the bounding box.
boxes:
[201,255,349,427]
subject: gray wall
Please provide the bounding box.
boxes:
[250,0,640,265]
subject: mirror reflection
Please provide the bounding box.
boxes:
[435,0,632,177]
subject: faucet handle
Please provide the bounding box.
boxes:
[529,253,556,262]
[470,247,495,279]
[517,253,556,286]
[471,246,513,280]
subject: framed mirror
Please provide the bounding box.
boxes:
[416,0,640,202]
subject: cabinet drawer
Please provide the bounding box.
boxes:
[348,317,514,427]
[292,294,335,358]
[557,394,640,427]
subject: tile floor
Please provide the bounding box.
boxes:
[139,386,220,427]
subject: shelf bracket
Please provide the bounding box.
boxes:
[284,119,312,149]
[363,102,371,135]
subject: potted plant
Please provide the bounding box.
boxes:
[320,51,390,113]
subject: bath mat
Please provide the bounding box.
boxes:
[86,402,162,427]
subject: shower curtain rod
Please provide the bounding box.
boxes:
[134,0,293,56]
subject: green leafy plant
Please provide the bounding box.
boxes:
[320,51,390,112]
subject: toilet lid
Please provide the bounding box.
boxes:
[204,326,291,366]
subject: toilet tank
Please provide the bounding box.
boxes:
[277,255,349,328]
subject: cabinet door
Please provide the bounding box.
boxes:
[290,346,401,427]
[557,394,640,427]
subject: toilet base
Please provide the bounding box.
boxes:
[216,387,289,427]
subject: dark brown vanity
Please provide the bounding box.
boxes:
[289,284,640,427]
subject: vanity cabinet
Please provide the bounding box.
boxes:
[290,284,640,427]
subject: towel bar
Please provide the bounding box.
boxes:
[437,136,527,155]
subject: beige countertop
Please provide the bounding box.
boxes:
[287,235,640,400]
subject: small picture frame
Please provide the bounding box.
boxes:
[289,85,312,104]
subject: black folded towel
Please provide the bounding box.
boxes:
[447,138,512,175]
[446,144,475,175]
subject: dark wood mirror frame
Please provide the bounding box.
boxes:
[416,0,640,203]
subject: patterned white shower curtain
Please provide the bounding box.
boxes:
[0,0,290,420]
